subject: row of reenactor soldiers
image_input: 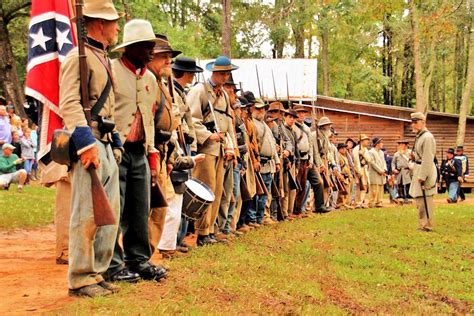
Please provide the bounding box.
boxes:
[52,0,438,298]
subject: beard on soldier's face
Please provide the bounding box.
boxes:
[159,66,172,78]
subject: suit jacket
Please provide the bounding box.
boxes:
[409,129,437,197]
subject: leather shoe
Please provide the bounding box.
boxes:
[176,245,189,253]
[132,264,167,281]
[56,257,68,265]
[104,268,140,283]
[68,284,112,298]
[98,281,120,293]
[247,222,261,228]
[197,235,217,247]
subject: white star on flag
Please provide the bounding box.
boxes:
[30,27,52,51]
[56,28,72,51]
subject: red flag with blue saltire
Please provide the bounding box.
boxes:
[25,0,76,160]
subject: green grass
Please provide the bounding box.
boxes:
[0,186,472,313]
[62,203,472,314]
[0,184,56,229]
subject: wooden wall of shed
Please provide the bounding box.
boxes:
[316,110,404,155]
[404,115,474,161]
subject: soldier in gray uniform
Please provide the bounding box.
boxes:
[408,112,437,231]
[392,140,413,203]
[293,104,313,215]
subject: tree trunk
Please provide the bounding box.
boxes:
[456,28,474,146]
[409,0,426,113]
[221,0,231,57]
[293,26,305,58]
[442,52,446,112]
[382,13,394,105]
[0,5,26,118]
[321,27,329,95]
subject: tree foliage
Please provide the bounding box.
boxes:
[3,0,473,116]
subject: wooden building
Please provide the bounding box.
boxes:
[305,95,474,162]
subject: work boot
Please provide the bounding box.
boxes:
[197,235,217,246]
[98,281,121,293]
[68,284,112,298]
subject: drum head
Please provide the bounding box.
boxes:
[185,178,215,202]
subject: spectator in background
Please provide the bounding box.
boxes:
[440,148,462,203]
[20,128,36,182]
[0,105,12,155]
[30,123,39,181]
[0,143,27,192]
[10,115,23,138]
[454,146,469,202]
[11,131,22,164]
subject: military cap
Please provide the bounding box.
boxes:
[293,104,311,112]
[238,96,250,108]
[74,0,124,21]
[410,112,426,121]
[346,138,356,145]
[113,19,161,52]
[284,109,298,118]
[359,134,370,141]
[206,56,239,72]
[154,34,182,57]
[397,139,410,144]
[317,116,332,127]
[243,91,256,104]
[268,102,284,112]
[172,57,203,73]
[337,143,348,150]
[253,98,267,109]
[372,137,383,146]
[456,146,464,151]
[446,148,455,154]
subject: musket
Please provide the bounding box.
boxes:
[255,65,262,98]
[239,82,244,97]
[271,70,278,101]
[286,72,290,107]
[75,0,115,226]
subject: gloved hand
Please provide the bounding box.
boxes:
[113,148,123,164]
[80,146,100,169]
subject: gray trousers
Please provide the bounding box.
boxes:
[217,161,234,232]
[415,196,434,229]
[68,141,120,289]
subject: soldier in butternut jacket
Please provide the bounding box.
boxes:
[59,0,123,298]
[187,56,237,246]
[368,137,387,208]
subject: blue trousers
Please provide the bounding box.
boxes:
[247,172,272,224]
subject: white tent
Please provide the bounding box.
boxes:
[197,58,318,100]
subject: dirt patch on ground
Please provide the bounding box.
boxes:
[0,225,73,313]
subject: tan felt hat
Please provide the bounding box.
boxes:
[317,116,332,127]
[410,112,426,121]
[113,19,161,52]
[359,134,370,141]
[74,0,124,21]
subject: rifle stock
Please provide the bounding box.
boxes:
[76,0,115,226]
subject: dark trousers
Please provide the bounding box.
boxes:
[294,161,309,214]
[237,200,252,229]
[307,167,325,212]
[107,146,151,274]
[458,185,466,200]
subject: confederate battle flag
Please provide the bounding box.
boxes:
[25,0,76,160]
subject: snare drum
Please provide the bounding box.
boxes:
[182,177,215,221]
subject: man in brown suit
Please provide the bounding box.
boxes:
[187,56,237,246]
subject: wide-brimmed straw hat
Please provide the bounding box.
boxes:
[206,56,239,72]
[73,0,124,21]
[113,19,161,52]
